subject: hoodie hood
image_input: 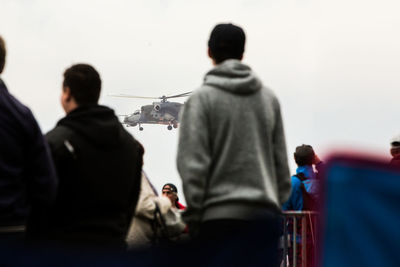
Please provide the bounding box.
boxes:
[296,165,316,180]
[203,59,262,95]
[57,105,124,149]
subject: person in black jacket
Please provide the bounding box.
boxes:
[0,35,57,243]
[45,64,143,249]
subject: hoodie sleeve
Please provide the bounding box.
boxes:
[177,93,211,224]
[272,97,292,205]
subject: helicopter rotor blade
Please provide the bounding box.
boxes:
[164,91,192,99]
[109,91,192,100]
[108,94,160,99]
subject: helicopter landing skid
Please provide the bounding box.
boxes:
[167,120,178,130]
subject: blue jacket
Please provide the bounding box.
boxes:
[282,165,317,211]
[0,78,57,229]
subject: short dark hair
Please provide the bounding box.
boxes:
[294,145,315,166]
[208,23,246,64]
[162,183,178,194]
[0,36,6,74]
[63,64,101,105]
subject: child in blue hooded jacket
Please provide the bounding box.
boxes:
[282,144,322,267]
[283,144,322,211]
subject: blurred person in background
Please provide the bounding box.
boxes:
[389,134,400,166]
[282,144,322,267]
[282,144,322,211]
[126,175,186,249]
[162,183,186,210]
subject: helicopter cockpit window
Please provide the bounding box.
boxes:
[133,110,140,115]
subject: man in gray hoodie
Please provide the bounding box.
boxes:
[177,23,291,264]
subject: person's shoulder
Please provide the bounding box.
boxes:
[182,87,213,110]
[119,128,144,155]
[188,86,215,100]
[119,125,141,144]
[0,82,29,112]
[291,175,303,187]
[260,86,280,103]
[46,125,74,146]
[15,99,32,117]
[0,87,42,132]
[4,90,35,119]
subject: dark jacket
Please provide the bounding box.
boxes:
[0,78,57,228]
[45,105,143,246]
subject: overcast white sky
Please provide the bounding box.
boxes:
[1,0,400,201]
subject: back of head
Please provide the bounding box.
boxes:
[0,36,6,74]
[63,64,101,105]
[208,23,246,64]
[162,183,180,205]
[294,144,315,166]
[390,134,400,158]
[162,183,178,194]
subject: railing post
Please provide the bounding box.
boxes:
[293,216,297,267]
[283,215,288,267]
[313,213,317,266]
[301,213,307,267]
[282,211,318,267]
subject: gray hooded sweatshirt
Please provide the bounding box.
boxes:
[177,59,291,224]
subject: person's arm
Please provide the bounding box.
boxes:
[177,93,211,229]
[272,97,292,205]
[313,154,324,174]
[126,140,144,226]
[282,177,303,211]
[162,208,186,237]
[25,117,58,236]
[135,174,171,220]
[291,178,304,210]
[281,195,292,211]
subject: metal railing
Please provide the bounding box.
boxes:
[281,211,319,267]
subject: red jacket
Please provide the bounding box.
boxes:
[176,201,186,210]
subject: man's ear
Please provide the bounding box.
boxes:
[208,48,217,66]
[63,86,72,102]
[208,47,213,59]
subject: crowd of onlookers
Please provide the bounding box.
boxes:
[1,23,399,266]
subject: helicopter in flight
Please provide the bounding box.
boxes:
[110,92,191,131]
